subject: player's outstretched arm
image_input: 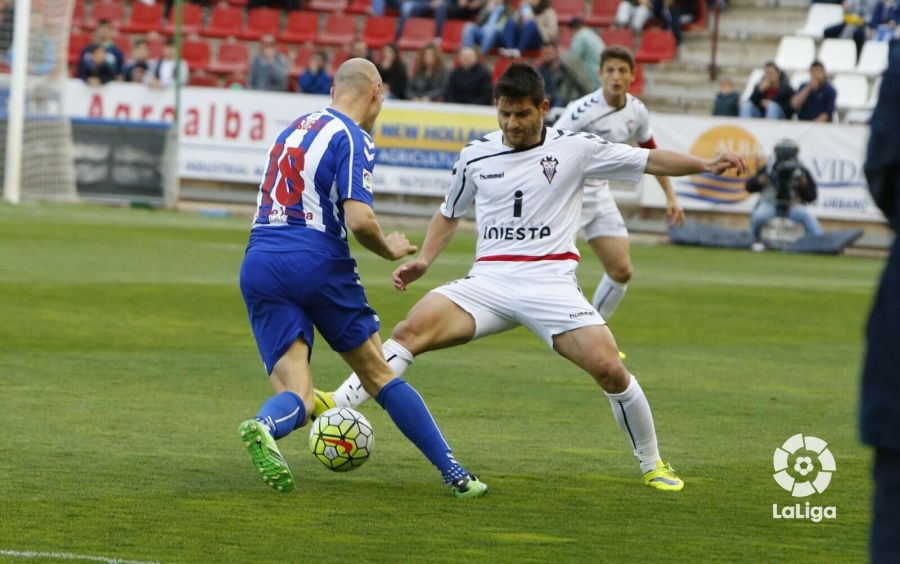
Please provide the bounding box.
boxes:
[646,149,748,178]
[344,199,418,260]
[392,211,460,291]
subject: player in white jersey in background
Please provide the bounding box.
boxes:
[319,63,747,491]
[554,46,685,321]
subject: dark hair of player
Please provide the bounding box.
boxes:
[600,45,636,71]
[493,62,546,109]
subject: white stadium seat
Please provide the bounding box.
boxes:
[856,40,889,77]
[867,76,882,109]
[796,3,844,38]
[833,73,869,110]
[818,39,858,74]
[775,36,816,72]
[740,68,765,104]
[790,71,810,91]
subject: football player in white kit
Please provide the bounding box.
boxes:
[320,63,746,491]
[555,46,685,321]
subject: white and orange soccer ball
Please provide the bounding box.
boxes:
[309,407,374,472]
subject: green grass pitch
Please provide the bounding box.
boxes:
[0,202,881,562]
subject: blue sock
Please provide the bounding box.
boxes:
[375,378,468,483]
[255,391,306,440]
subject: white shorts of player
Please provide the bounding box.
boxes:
[430,265,607,348]
[579,184,629,240]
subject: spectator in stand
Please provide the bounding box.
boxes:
[248,0,300,10]
[446,0,486,21]
[462,0,516,54]
[371,0,403,15]
[378,44,408,99]
[409,43,448,101]
[712,78,740,116]
[616,0,653,33]
[349,39,375,62]
[868,0,899,41]
[561,17,604,96]
[443,45,493,104]
[499,0,558,58]
[653,0,688,46]
[0,0,13,54]
[146,38,189,88]
[791,61,837,122]
[164,0,209,19]
[537,42,568,107]
[739,61,794,120]
[298,51,331,95]
[249,34,289,92]
[6,11,56,76]
[77,19,125,80]
[395,0,452,42]
[123,39,151,83]
[79,44,117,85]
[824,0,878,56]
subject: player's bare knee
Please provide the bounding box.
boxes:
[610,263,633,284]
[591,356,629,392]
[391,318,426,355]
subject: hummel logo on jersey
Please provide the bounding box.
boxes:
[541,156,559,184]
[480,172,505,180]
[568,310,596,319]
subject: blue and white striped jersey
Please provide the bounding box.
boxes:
[248,107,376,256]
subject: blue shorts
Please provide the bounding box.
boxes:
[239,249,380,374]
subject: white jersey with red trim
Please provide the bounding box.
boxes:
[553,91,654,197]
[440,127,649,274]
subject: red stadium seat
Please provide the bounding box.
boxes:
[362,16,396,49]
[290,45,315,79]
[68,31,91,65]
[397,17,434,51]
[146,36,165,59]
[112,36,132,61]
[492,56,515,83]
[586,0,617,27]
[164,3,204,36]
[72,0,86,26]
[122,2,164,34]
[83,1,124,30]
[628,63,644,95]
[347,0,372,14]
[201,5,243,38]
[280,11,318,44]
[182,39,211,71]
[683,0,706,31]
[440,20,465,53]
[557,25,573,50]
[553,0,586,24]
[240,8,281,40]
[601,27,633,49]
[228,0,248,6]
[635,28,676,62]
[329,49,349,74]
[209,42,250,75]
[319,14,358,46]
[189,71,221,87]
[224,74,247,88]
[308,0,349,12]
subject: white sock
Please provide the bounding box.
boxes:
[592,273,627,320]
[332,339,415,408]
[604,375,661,474]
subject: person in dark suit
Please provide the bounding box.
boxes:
[861,40,900,564]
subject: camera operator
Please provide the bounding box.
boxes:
[746,139,823,249]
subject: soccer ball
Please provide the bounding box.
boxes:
[309,407,374,472]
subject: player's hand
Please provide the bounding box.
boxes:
[392,259,428,291]
[667,201,685,227]
[705,151,748,177]
[384,231,418,261]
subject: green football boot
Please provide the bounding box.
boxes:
[311,389,336,420]
[447,474,488,499]
[643,460,684,491]
[239,419,295,493]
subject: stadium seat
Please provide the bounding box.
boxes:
[796,3,844,39]
[290,45,315,79]
[240,8,282,40]
[629,63,644,95]
[347,0,372,14]
[146,36,165,59]
[601,27,633,49]
[856,40,889,77]
[182,39,212,72]
[362,16,397,49]
[308,0,349,12]
[441,20,466,53]
[72,0,86,26]
[635,29,676,63]
[553,0,587,24]
[492,56,515,83]
[189,71,221,87]
[789,70,810,91]
[113,36,132,61]
[817,38,856,74]
[330,49,349,74]
[739,68,764,104]
[557,26,573,50]
[228,0,248,7]
[319,14,358,46]
[774,35,815,72]
[68,31,91,65]
[83,1,123,30]
[587,0,618,27]
[682,0,707,31]
[868,76,882,108]
[164,3,204,36]
[122,2,163,34]
[209,42,250,75]
[201,5,243,38]
[280,11,319,44]
[833,73,869,110]
[397,17,435,51]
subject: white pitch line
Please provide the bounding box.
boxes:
[0,549,160,564]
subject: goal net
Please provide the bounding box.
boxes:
[2,0,77,203]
